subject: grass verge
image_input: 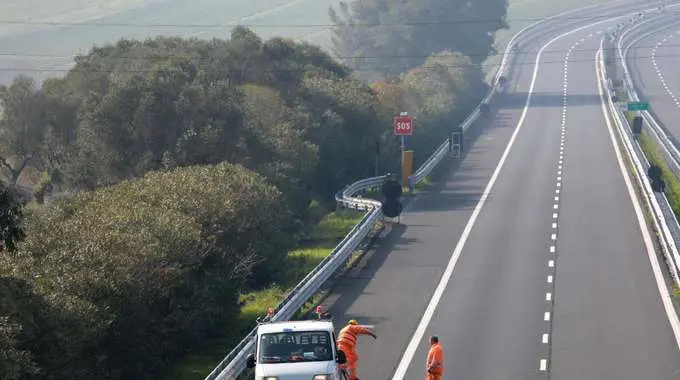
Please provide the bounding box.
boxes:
[637,131,680,219]
[168,209,367,380]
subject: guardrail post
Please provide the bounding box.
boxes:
[451,128,462,158]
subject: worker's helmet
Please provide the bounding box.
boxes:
[348,319,359,325]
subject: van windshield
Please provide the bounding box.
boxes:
[258,330,333,364]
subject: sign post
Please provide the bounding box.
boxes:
[394,113,413,187]
[627,102,649,111]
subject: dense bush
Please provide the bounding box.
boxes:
[0,163,291,379]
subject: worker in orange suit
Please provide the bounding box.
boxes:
[425,335,444,380]
[336,319,376,380]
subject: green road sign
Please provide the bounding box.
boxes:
[627,102,649,111]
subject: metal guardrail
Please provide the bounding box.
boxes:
[204,43,518,380]
[599,37,680,286]
[205,4,627,379]
[617,12,680,178]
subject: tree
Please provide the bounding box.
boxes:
[0,181,24,251]
[4,162,291,379]
[330,0,509,78]
[0,76,49,185]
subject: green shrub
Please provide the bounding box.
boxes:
[0,163,291,379]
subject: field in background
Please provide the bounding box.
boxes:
[0,0,619,85]
[0,0,336,84]
[0,0,154,38]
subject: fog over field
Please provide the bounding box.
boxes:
[0,0,336,84]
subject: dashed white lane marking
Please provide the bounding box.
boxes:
[389,19,617,380]
[651,32,680,110]
[539,30,594,373]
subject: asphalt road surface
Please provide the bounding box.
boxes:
[323,1,680,379]
[0,0,335,84]
[623,13,680,146]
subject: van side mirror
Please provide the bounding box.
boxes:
[336,349,347,364]
[246,353,256,368]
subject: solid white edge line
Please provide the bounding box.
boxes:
[389,14,628,380]
[595,41,680,350]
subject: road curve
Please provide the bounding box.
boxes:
[623,13,680,146]
[550,21,680,380]
[320,2,680,380]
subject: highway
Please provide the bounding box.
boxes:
[0,0,335,84]
[623,13,680,146]
[323,1,680,379]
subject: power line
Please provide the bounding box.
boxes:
[0,52,674,74]
[0,42,675,62]
[0,12,674,29]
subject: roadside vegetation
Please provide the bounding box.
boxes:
[170,210,365,379]
[0,0,511,378]
[637,130,680,219]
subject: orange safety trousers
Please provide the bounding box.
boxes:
[338,344,358,380]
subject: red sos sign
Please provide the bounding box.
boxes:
[394,116,413,136]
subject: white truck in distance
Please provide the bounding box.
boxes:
[246,319,348,380]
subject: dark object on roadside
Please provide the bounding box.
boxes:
[651,178,666,193]
[648,165,662,181]
[632,115,643,135]
[382,180,402,199]
[381,180,403,218]
[382,199,403,218]
[648,165,665,193]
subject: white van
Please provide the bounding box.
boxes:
[246,319,348,380]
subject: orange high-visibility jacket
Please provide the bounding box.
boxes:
[337,325,374,351]
[426,343,444,375]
